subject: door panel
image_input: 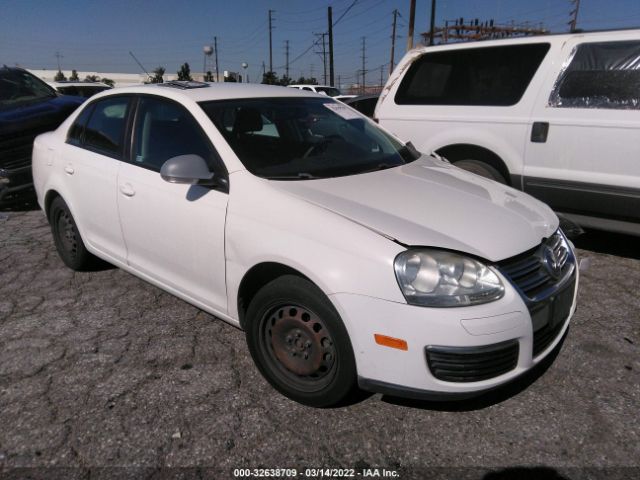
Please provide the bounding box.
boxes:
[61,96,130,262]
[116,95,228,312]
[524,38,640,223]
[117,164,228,311]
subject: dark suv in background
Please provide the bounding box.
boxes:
[1,66,84,203]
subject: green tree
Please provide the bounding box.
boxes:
[278,75,292,86]
[150,66,165,84]
[69,69,79,81]
[84,74,100,82]
[54,70,66,81]
[204,70,214,82]
[296,76,317,85]
[261,71,278,85]
[177,63,192,81]
[101,77,115,87]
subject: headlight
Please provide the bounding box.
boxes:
[394,249,504,307]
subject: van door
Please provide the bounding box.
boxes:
[523,36,640,232]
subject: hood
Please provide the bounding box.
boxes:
[268,156,558,262]
[0,95,84,135]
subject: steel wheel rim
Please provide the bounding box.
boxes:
[260,304,337,392]
[56,210,77,258]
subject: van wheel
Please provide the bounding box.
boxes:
[454,159,507,184]
[49,196,94,271]
[245,275,358,407]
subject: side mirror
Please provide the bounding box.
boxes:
[160,155,215,185]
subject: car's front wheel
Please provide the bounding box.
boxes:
[245,275,358,407]
[49,196,94,271]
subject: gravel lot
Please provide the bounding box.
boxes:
[0,207,638,480]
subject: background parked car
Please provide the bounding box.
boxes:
[0,66,84,204]
[288,84,356,102]
[344,93,379,118]
[376,29,640,236]
[47,80,112,98]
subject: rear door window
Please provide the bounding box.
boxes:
[549,40,640,109]
[395,43,550,106]
[83,96,130,157]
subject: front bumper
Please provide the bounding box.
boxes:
[0,165,34,203]
[329,265,578,398]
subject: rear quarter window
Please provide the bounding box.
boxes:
[549,40,640,109]
[395,43,550,106]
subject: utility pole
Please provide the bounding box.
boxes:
[379,64,383,87]
[315,33,327,85]
[429,0,437,45]
[262,61,266,76]
[569,0,581,32]
[214,36,219,82]
[390,9,398,76]
[285,40,290,79]
[407,0,416,51]
[328,6,335,86]
[55,51,63,71]
[361,37,366,94]
[268,9,274,73]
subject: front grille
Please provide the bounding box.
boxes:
[0,125,54,171]
[531,276,575,356]
[425,340,519,383]
[498,230,576,358]
[498,231,572,300]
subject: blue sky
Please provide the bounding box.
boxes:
[1,0,640,87]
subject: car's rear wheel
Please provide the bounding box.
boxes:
[49,196,94,271]
[245,275,357,407]
[454,159,507,184]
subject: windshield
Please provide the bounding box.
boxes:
[200,97,419,180]
[314,86,341,97]
[0,69,57,109]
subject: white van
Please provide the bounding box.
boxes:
[376,29,640,236]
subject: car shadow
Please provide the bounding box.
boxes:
[572,228,640,260]
[379,329,568,412]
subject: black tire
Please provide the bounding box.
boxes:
[49,196,94,271]
[245,275,358,407]
[454,159,507,184]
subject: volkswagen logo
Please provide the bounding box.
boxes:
[542,245,563,278]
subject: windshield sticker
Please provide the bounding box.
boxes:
[323,102,362,120]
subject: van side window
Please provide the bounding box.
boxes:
[550,41,640,109]
[395,44,550,107]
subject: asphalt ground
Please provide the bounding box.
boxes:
[0,204,638,480]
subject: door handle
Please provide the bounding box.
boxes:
[64,164,74,175]
[119,183,135,197]
[531,122,549,143]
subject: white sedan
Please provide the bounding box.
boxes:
[32,81,579,407]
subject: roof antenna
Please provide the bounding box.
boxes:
[129,51,152,82]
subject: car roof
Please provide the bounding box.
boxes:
[289,84,336,88]
[409,28,640,53]
[93,82,322,103]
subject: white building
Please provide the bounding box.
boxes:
[26,69,223,87]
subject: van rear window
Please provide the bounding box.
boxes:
[395,43,550,107]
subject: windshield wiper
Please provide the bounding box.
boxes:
[265,172,321,180]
